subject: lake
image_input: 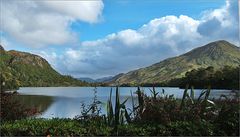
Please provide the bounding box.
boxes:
[17,87,234,119]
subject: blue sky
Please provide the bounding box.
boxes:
[1,0,238,78]
[71,0,225,41]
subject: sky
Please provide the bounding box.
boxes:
[0,0,239,79]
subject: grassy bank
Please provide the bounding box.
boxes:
[1,118,230,136]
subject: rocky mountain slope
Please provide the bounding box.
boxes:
[110,40,240,85]
[0,45,88,88]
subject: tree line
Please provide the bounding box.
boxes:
[166,66,239,89]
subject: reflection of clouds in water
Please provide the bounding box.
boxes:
[20,87,232,118]
[38,96,136,118]
[39,97,82,118]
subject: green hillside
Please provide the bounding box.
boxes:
[0,45,88,89]
[111,40,240,85]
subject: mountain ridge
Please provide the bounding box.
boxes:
[0,46,89,88]
[78,73,124,83]
[109,40,240,85]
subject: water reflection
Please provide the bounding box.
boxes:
[17,87,234,119]
[13,95,53,115]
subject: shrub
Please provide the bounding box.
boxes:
[0,92,38,121]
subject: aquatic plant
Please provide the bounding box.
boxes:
[105,87,130,135]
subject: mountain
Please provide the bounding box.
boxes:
[78,73,125,83]
[95,76,113,83]
[96,73,124,83]
[78,77,96,83]
[110,40,240,85]
[0,46,89,88]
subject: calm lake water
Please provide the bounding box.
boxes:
[17,87,233,119]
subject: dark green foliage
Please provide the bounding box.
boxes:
[105,87,130,135]
[167,66,239,89]
[180,85,189,110]
[114,87,120,128]
[213,95,240,136]
[1,118,91,136]
[106,88,114,126]
[136,87,144,116]
[149,86,159,100]
[168,120,214,136]
[0,119,212,136]
[1,113,237,136]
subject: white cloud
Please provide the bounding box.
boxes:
[1,0,238,78]
[197,0,239,45]
[1,0,104,48]
[41,15,202,78]
[41,1,104,23]
[117,29,144,46]
[1,36,11,50]
[50,0,237,78]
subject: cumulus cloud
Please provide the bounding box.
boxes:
[197,0,239,44]
[1,0,238,78]
[0,0,104,48]
[49,0,237,78]
[41,1,103,23]
[39,15,203,78]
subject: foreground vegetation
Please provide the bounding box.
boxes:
[1,86,239,136]
[1,118,235,136]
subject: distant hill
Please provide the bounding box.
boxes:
[0,46,89,88]
[110,40,240,85]
[78,73,124,83]
[95,76,113,83]
[78,77,96,83]
[96,73,124,83]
